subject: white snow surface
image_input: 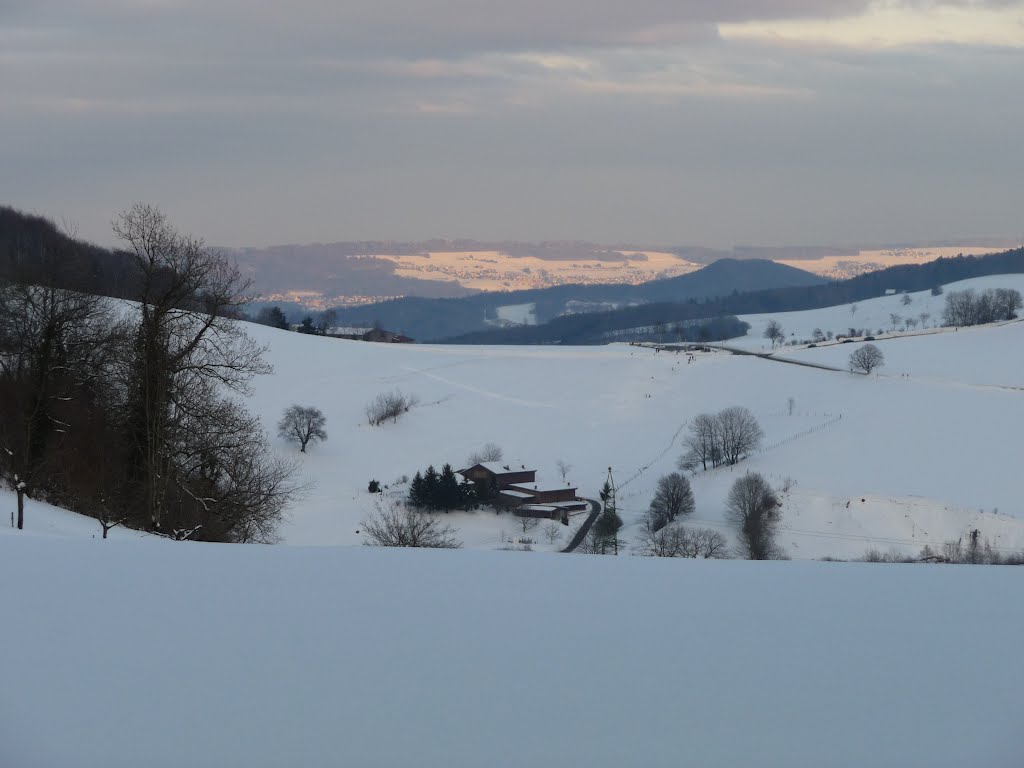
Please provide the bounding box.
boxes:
[1,535,1022,768]
[5,273,1024,559]
[232,293,1024,559]
[494,302,537,325]
[734,273,1024,352]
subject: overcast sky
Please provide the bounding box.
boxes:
[2,0,1022,247]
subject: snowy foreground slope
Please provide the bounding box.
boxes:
[2,536,1022,768]
[229,284,1024,559]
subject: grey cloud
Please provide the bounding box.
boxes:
[2,1,1023,248]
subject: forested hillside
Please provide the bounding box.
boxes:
[448,248,1024,344]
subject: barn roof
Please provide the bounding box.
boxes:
[463,462,535,476]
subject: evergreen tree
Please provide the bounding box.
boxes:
[438,464,461,512]
[423,465,440,509]
[408,471,425,508]
[594,476,624,554]
[298,316,317,335]
[269,306,288,329]
[459,478,477,510]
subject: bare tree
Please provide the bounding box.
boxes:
[849,343,884,374]
[467,442,503,465]
[112,204,296,539]
[647,472,695,530]
[919,312,930,328]
[889,313,902,331]
[681,527,729,559]
[763,319,784,349]
[365,389,418,426]
[544,520,562,545]
[849,303,858,316]
[725,472,782,560]
[901,293,913,306]
[715,406,763,466]
[556,459,573,483]
[680,413,719,471]
[634,524,728,558]
[518,514,540,534]
[277,405,327,453]
[360,500,462,548]
[634,524,686,557]
[787,396,796,416]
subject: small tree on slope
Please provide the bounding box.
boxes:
[849,344,884,374]
[277,405,328,453]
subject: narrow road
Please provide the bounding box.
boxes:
[561,498,601,553]
[711,344,846,373]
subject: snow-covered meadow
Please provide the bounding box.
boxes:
[4,274,1024,767]
[232,287,1024,560]
[9,274,1022,560]
[2,536,1022,768]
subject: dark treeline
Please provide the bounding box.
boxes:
[0,205,299,542]
[447,247,1024,344]
[0,206,139,300]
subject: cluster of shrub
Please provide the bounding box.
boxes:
[365,389,418,426]
[407,464,478,511]
[942,288,1022,327]
[859,531,1024,565]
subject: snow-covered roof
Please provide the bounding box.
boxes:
[474,461,534,475]
[500,490,534,499]
[326,326,373,336]
[520,504,558,512]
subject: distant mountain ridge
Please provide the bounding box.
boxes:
[448,247,1024,345]
[324,259,825,341]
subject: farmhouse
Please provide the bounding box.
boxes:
[326,327,415,343]
[459,462,586,518]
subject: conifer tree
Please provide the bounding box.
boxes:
[438,463,461,512]
[594,474,624,554]
[423,465,440,509]
[408,471,426,508]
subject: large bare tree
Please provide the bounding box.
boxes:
[647,472,695,531]
[725,472,782,560]
[113,204,290,539]
[849,343,884,374]
[715,406,763,466]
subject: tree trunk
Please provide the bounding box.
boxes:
[17,487,24,530]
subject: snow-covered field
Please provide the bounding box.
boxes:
[233,289,1024,560]
[4,274,1024,766]
[734,273,1024,353]
[2,536,1022,768]
[10,274,1023,559]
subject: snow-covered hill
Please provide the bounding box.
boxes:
[734,273,1024,352]
[233,275,1024,560]
[2,535,1021,768]
[8,273,1023,560]
[4,273,1024,767]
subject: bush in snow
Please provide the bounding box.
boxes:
[360,500,462,548]
[365,389,419,426]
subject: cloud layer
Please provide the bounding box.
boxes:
[2,1,1023,246]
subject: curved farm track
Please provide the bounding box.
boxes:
[561,499,601,553]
